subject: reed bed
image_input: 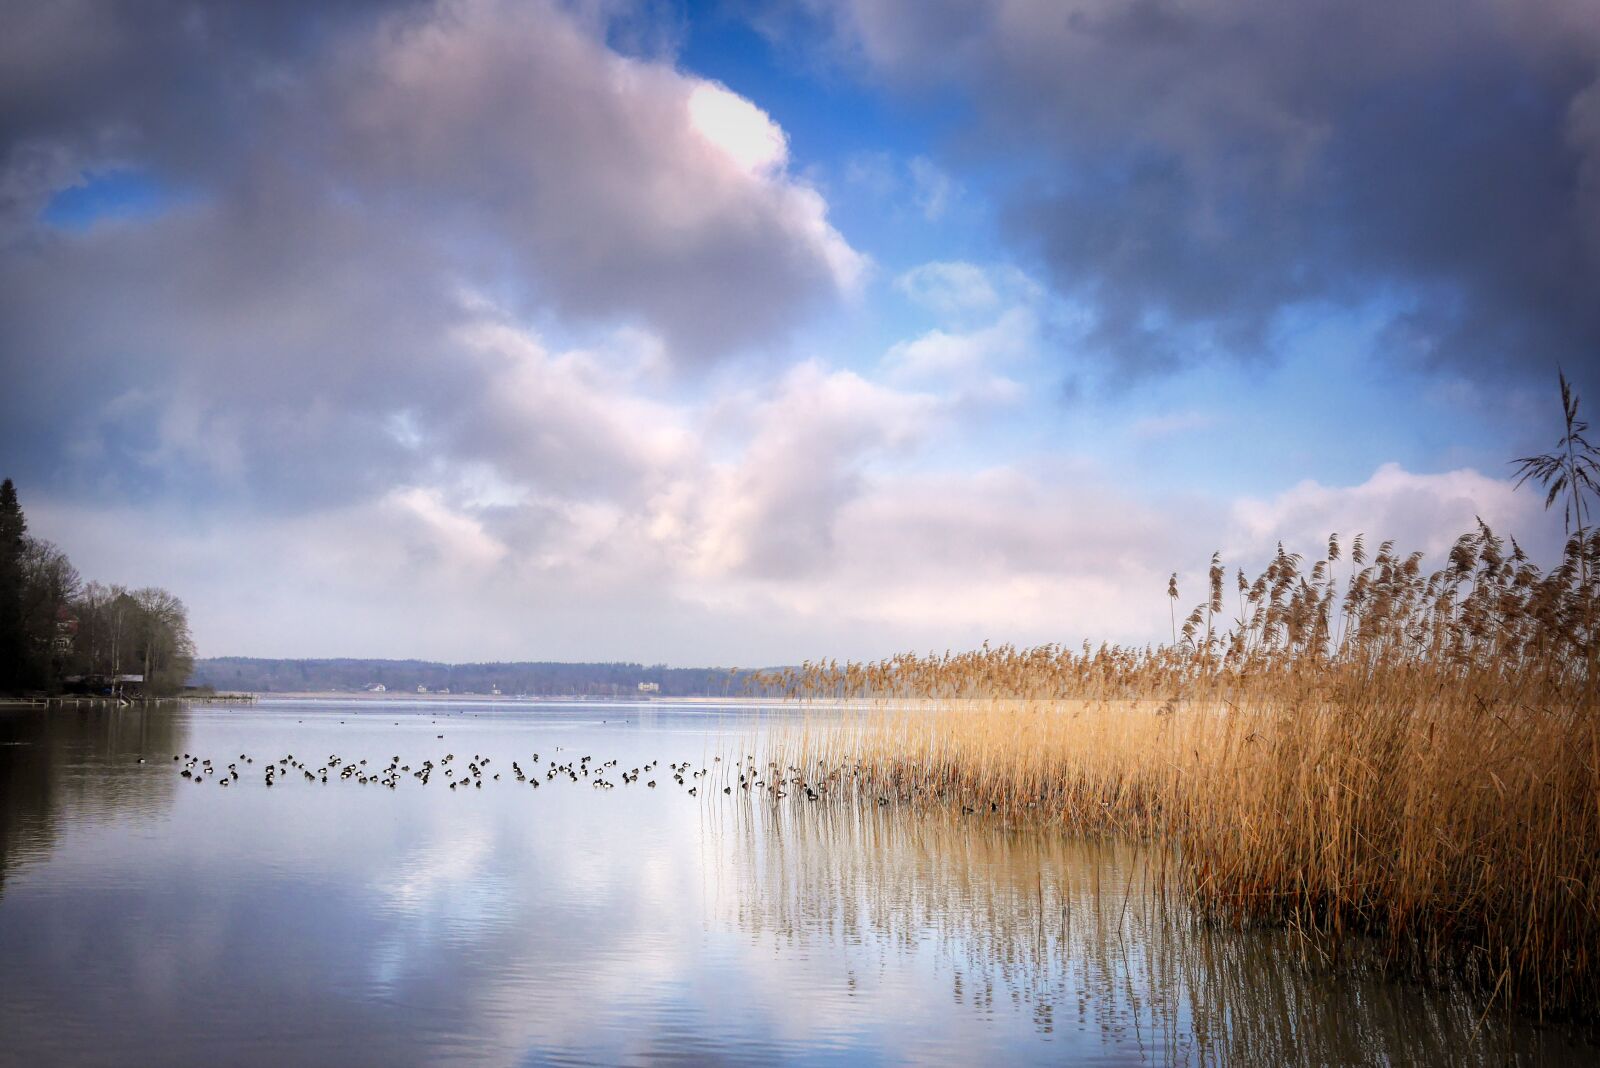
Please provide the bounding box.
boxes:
[702,800,1567,1064]
[753,524,1600,1021]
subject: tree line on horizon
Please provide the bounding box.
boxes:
[0,479,194,697]
[191,657,764,698]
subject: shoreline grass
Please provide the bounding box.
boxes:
[753,524,1600,1022]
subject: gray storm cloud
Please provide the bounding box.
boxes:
[801,0,1600,384]
[0,0,861,504]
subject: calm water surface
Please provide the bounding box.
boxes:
[0,698,1592,1066]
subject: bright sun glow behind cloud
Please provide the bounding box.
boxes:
[687,82,787,175]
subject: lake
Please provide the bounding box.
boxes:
[0,698,1591,1066]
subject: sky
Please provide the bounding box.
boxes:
[2,0,1596,665]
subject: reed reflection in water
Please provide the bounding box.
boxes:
[708,799,1587,1066]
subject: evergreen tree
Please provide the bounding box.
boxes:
[0,479,27,693]
[0,479,190,696]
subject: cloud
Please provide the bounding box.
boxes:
[32,434,1553,662]
[908,155,959,220]
[322,0,864,354]
[687,82,790,175]
[446,316,696,498]
[1227,461,1549,560]
[895,261,1000,315]
[0,0,866,508]
[679,361,939,580]
[799,0,1600,385]
[886,262,1049,406]
[0,185,479,507]
[2,0,1573,665]
[882,306,1034,407]
[840,151,965,226]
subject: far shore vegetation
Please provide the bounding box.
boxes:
[0,479,194,698]
[190,657,760,697]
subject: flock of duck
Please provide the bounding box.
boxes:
[167,748,842,802]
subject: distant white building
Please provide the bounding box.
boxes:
[416,684,429,694]
[366,683,387,693]
[637,681,661,694]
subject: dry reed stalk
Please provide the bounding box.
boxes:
[749,524,1600,1021]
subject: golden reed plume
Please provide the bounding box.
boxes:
[752,524,1600,1021]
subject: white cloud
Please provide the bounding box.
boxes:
[325,0,865,356]
[450,314,696,496]
[908,155,958,220]
[24,213,1555,665]
[895,261,1000,315]
[882,306,1035,407]
[391,487,509,573]
[687,81,789,176]
[1227,462,1547,559]
[676,361,939,581]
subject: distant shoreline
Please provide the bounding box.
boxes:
[209,690,785,703]
[188,657,770,700]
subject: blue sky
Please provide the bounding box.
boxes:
[2,0,1593,663]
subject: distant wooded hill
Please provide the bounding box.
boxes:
[190,657,766,697]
